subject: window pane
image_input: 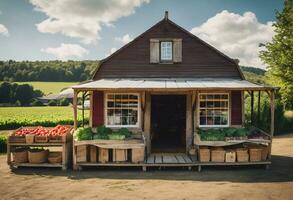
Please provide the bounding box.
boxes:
[160,41,172,61]
[199,93,229,126]
[106,94,139,127]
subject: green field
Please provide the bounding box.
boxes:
[14,82,77,94]
[0,106,88,130]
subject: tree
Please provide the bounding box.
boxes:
[0,82,11,103]
[260,0,293,109]
[14,84,34,105]
[48,100,57,106]
[30,99,44,106]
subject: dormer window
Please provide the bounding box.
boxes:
[160,41,173,62]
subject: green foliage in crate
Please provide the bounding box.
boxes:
[74,127,93,141]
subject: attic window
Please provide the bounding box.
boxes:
[160,41,173,61]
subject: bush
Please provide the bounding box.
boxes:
[59,98,70,106]
[0,135,7,153]
[74,127,93,141]
[30,99,44,106]
[48,100,57,106]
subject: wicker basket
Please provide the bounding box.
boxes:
[13,149,28,163]
[225,150,236,162]
[249,148,262,162]
[35,136,48,143]
[199,147,210,162]
[236,148,249,162]
[48,152,62,164]
[25,134,34,144]
[28,149,49,163]
[211,147,225,162]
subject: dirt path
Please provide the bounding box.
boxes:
[1,134,293,200]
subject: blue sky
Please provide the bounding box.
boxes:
[0,0,283,68]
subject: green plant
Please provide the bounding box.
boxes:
[74,127,93,141]
[108,134,125,140]
[96,125,112,135]
[0,135,7,153]
[117,128,131,138]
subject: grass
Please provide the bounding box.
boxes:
[0,106,89,130]
[14,81,77,94]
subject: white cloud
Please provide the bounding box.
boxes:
[30,0,150,44]
[115,34,133,44]
[41,43,88,60]
[0,24,9,36]
[105,47,117,57]
[190,10,275,68]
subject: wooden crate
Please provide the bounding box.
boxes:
[76,145,87,162]
[249,148,262,162]
[225,151,236,162]
[261,145,269,161]
[90,146,97,163]
[211,148,225,162]
[49,126,73,143]
[199,147,210,162]
[236,148,249,162]
[113,149,128,162]
[9,128,25,143]
[35,136,48,143]
[98,148,109,163]
[25,134,34,144]
[131,147,145,163]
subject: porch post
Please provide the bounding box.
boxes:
[250,91,254,125]
[270,90,275,137]
[186,93,192,152]
[73,90,78,130]
[82,91,85,127]
[144,92,151,155]
[257,90,261,126]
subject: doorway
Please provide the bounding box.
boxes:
[151,94,186,153]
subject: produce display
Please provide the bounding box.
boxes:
[199,127,269,141]
[74,126,132,141]
[14,125,71,137]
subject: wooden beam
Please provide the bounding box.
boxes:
[268,90,275,161]
[242,91,245,126]
[250,91,254,125]
[82,92,85,127]
[73,90,78,130]
[186,93,192,153]
[144,92,151,155]
[257,90,261,127]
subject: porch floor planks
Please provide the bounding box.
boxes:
[146,154,155,164]
[155,154,163,164]
[162,155,178,163]
[175,154,187,164]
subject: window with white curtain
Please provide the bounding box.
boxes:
[105,93,140,127]
[160,41,173,61]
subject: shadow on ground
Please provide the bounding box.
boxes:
[10,154,293,183]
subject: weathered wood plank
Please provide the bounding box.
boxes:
[175,155,186,163]
[182,154,192,163]
[162,155,178,163]
[155,155,163,163]
[147,154,155,164]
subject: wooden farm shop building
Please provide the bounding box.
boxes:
[72,12,276,170]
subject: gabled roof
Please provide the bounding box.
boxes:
[92,13,244,80]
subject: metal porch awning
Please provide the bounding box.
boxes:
[72,78,276,91]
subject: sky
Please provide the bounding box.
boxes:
[0,0,283,68]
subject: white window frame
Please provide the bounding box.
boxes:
[160,41,173,61]
[104,92,141,128]
[197,92,230,128]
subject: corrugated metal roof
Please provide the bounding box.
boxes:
[72,79,275,90]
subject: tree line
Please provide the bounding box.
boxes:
[0,82,43,106]
[0,60,97,82]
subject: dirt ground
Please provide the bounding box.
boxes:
[0,134,293,200]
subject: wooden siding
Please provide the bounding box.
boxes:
[231,91,242,125]
[93,19,242,80]
[92,91,104,126]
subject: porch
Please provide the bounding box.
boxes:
[71,78,277,170]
